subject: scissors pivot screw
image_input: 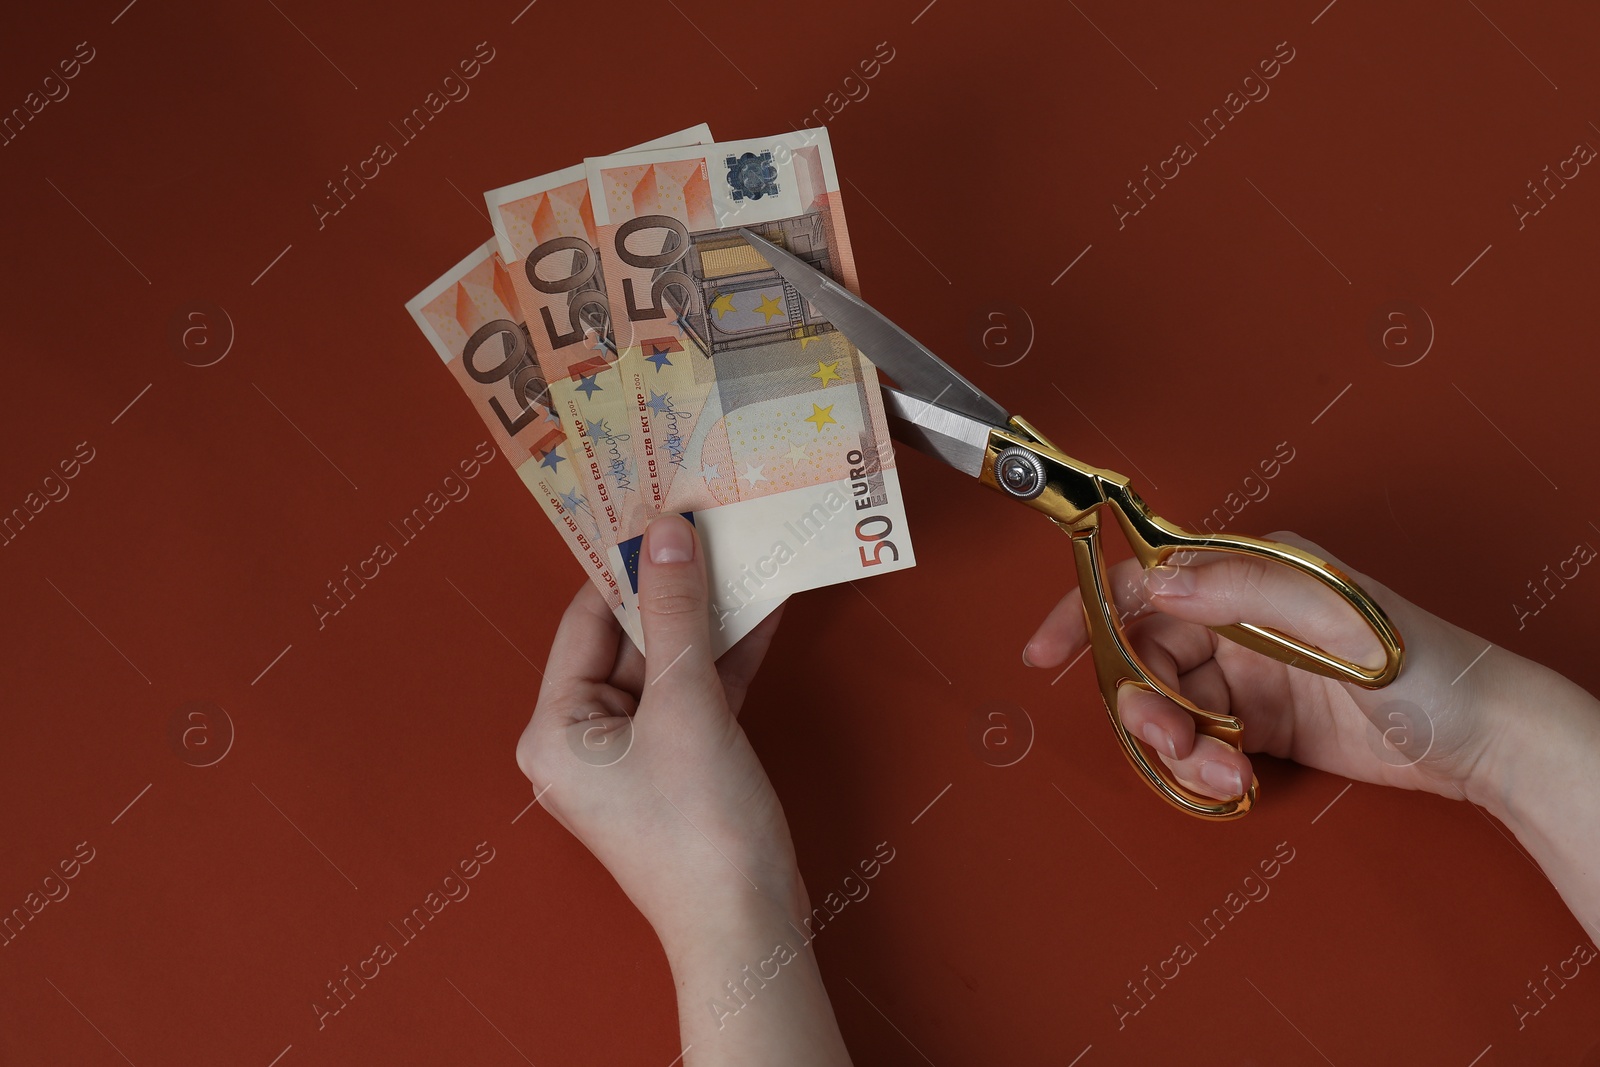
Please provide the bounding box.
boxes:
[995,447,1047,500]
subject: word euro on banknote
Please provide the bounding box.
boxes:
[406,239,646,650]
[585,128,915,620]
[484,124,712,549]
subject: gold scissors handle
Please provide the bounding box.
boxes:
[985,417,1405,821]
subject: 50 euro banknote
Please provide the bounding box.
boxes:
[585,127,916,621]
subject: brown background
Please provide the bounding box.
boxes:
[3,0,1598,1064]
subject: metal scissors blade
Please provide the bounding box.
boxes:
[880,385,991,478]
[738,228,1011,430]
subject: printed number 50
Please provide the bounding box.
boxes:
[857,515,900,566]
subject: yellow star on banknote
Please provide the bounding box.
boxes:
[754,293,785,322]
[810,360,843,387]
[805,404,836,431]
[710,293,736,319]
[798,333,821,349]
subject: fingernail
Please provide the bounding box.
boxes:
[647,516,694,564]
[1022,643,1038,668]
[1140,722,1177,759]
[1200,760,1244,797]
[1146,563,1195,596]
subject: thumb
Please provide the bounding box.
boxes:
[636,514,720,707]
[1139,531,1388,671]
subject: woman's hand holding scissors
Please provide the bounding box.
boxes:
[1024,530,1600,940]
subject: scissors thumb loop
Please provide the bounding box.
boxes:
[1105,488,1406,689]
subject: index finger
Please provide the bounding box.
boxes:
[541,581,624,699]
[1023,554,1153,669]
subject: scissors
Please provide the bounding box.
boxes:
[738,228,1405,820]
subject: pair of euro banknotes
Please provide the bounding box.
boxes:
[406,124,916,656]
